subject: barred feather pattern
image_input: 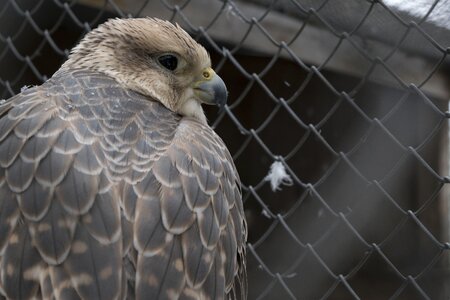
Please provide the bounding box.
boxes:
[0,70,247,299]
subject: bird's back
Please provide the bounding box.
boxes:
[0,69,247,299]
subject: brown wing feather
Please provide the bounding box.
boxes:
[138,119,247,299]
[1,223,43,299]
[136,237,186,299]
[0,71,126,299]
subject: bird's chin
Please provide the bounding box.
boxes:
[178,98,207,124]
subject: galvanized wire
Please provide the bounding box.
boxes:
[1,0,449,298]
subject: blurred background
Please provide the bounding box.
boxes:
[1,0,450,298]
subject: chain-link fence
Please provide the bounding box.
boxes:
[1,0,450,299]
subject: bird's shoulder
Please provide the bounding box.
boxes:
[48,69,175,119]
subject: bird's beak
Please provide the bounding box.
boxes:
[193,68,227,109]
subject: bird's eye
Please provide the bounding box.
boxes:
[158,55,178,71]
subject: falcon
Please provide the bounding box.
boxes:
[0,18,247,299]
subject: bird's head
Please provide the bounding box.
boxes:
[62,18,227,124]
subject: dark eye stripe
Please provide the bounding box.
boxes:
[158,55,178,71]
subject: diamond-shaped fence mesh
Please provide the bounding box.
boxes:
[1,0,450,299]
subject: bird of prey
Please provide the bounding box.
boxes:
[0,18,247,299]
